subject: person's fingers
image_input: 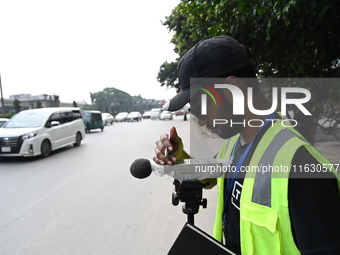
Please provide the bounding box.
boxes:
[155,138,175,165]
[153,155,164,165]
[159,133,172,151]
[154,128,183,165]
[153,155,175,165]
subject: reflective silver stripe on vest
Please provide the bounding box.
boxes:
[251,129,301,207]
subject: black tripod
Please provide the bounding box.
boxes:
[171,179,208,225]
[169,180,237,255]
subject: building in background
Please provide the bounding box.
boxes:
[1,94,61,113]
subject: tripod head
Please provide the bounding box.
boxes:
[172,179,208,225]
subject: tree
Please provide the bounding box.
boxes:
[13,99,21,113]
[80,104,98,111]
[157,61,179,91]
[36,101,42,108]
[90,87,133,114]
[72,101,78,107]
[89,88,163,114]
[159,0,340,143]
[90,93,95,105]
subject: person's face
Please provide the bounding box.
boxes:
[190,90,244,139]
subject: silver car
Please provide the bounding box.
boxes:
[101,113,114,125]
[115,112,128,122]
[160,111,173,120]
[0,118,9,128]
[127,112,142,122]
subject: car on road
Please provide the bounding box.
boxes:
[160,110,173,120]
[127,112,142,122]
[175,109,184,116]
[115,112,128,122]
[142,111,151,119]
[0,118,9,127]
[150,108,162,120]
[0,107,85,158]
[101,113,114,125]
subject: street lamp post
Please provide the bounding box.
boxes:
[0,73,5,114]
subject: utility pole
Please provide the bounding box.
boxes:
[0,73,5,114]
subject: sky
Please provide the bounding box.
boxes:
[0,0,180,104]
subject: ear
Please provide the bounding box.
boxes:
[220,76,246,103]
[224,76,246,92]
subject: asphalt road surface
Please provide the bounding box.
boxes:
[0,114,223,255]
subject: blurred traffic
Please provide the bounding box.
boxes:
[0,107,189,160]
[0,118,9,127]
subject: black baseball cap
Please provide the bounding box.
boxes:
[163,36,251,111]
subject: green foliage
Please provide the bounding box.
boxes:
[90,87,132,114]
[162,3,199,56]
[157,61,179,91]
[72,101,78,107]
[159,0,340,143]
[80,104,98,111]
[0,112,15,119]
[13,99,21,113]
[36,101,42,108]
[162,0,340,78]
[89,88,161,115]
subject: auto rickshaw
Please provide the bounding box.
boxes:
[82,111,104,133]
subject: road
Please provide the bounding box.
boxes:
[0,115,223,255]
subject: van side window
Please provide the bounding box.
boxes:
[61,112,73,123]
[46,113,61,127]
[72,110,81,120]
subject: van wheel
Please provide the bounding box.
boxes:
[73,132,82,147]
[41,139,51,157]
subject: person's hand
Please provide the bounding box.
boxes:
[153,126,189,165]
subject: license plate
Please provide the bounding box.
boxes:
[1,147,11,152]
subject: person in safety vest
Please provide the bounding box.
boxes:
[153,36,340,255]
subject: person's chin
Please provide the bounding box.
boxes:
[218,132,233,139]
[216,127,242,140]
[212,128,228,139]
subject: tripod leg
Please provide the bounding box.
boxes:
[187,214,194,225]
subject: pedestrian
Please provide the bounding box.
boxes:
[153,36,340,255]
[183,110,187,121]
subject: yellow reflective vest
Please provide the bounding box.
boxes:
[213,119,340,255]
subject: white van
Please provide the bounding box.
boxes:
[150,108,162,120]
[0,107,85,158]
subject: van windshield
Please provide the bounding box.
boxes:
[4,112,50,128]
[82,112,92,120]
